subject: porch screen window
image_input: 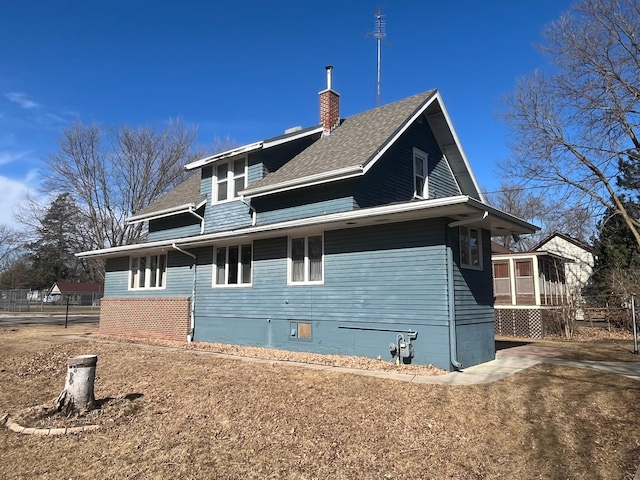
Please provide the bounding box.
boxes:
[460,226,481,268]
[214,244,252,286]
[129,253,167,290]
[215,157,247,203]
[515,260,534,295]
[290,234,323,284]
[493,262,510,295]
[413,148,428,198]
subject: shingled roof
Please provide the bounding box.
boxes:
[129,173,205,221]
[243,90,437,195]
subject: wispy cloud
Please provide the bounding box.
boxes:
[0,150,31,166]
[5,92,39,109]
[0,173,37,227]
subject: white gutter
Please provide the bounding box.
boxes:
[188,205,205,234]
[172,243,197,342]
[239,195,257,226]
[128,199,206,225]
[240,165,363,198]
[184,141,264,171]
[127,202,197,224]
[448,211,488,228]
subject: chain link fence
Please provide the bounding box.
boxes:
[0,289,102,313]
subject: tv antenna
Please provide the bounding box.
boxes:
[368,8,390,107]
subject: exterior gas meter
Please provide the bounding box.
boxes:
[389,331,418,364]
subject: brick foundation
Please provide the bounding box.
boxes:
[100,297,190,342]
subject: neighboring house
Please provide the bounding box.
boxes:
[531,231,594,300]
[77,67,536,371]
[48,282,104,306]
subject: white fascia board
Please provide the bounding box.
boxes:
[262,126,323,149]
[492,251,572,262]
[78,196,538,259]
[431,93,486,203]
[127,203,196,224]
[240,165,363,198]
[184,142,264,171]
[361,91,439,174]
[76,237,186,259]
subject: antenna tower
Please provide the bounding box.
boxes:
[369,8,387,107]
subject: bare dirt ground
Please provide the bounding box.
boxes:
[1,324,640,479]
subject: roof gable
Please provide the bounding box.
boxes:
[242,90,483,201]
[128,174,205,223]
[531,231,593,253]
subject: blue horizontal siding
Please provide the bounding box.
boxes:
[449,227,495,366]
[253,181,357,226]
[148,214,201,242]
[192,219,456,368]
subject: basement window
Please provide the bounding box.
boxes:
[290,321,312,340]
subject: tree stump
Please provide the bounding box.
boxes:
[56,355,98,414]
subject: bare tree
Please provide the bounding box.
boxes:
[0,225,21,271]
[500,0,640,248]
[488,182,594,251]
[42,119,199,251]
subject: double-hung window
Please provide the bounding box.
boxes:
[459,226,482,269]
[130,253,167,289]
[214,157,247,203]
[413,148,428,198]
[289,234,323,284]
[214,243,252,286]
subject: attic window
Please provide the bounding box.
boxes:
[413,148,428,199]
[214,157,247,203]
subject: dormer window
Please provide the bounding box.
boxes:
[413,148,428,198]
[214,157,247,203]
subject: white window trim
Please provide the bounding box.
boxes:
[459,226,483,270]
[212,242,253,288]
[212,156,248,205]
[128,253,168,290]
[287,233,325,285]
[413,147,428,199]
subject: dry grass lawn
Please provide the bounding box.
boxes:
[1,324,640,479]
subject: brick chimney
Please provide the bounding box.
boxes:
[319,65,340,135]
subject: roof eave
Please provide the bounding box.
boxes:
[184,142,264,171]
[77,196,537,259]
[240,165,364,198]
[127,198,206,224]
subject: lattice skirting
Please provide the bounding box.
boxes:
[495,308,543,338]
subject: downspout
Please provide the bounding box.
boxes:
[240,195,257,226]
[172,243,197,342]
[446,229,464,370]
[187,206,205,235]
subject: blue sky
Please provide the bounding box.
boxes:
[0,0,574,229]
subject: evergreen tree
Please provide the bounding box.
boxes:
[27,194,87,290]
[587,201,640,303]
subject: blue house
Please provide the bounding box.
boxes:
[77,67,536,371]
